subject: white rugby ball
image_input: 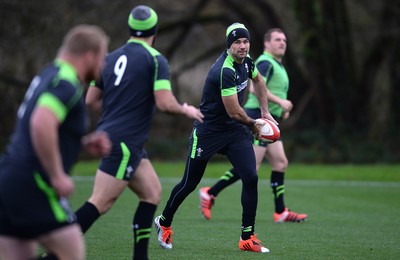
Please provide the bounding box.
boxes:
[258,118,280,143]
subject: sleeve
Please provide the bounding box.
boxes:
[256,60,273,83]
[246,56,259,79]
[90,75,104,90]
[154,55,172,91]
[221,67,237,97]
[37,80,82,123]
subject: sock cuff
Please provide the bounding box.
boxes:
[138,201,157,211]
[85,201,101,217]
[271,171,285,183]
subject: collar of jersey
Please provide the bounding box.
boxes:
[225,50,237,64]
[263,51,282,64]
[127,38,147,46]
[54,58,78,77]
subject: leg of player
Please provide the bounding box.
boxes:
[155,157,208,249]
[253,144,268,171]
[39,224,85,260]
[265,140,307,223]
[128,158,161,260]
[75,170,128,233]
[199,169,239,220]
[199,145,267,220]
[226,144,269,253]
[0,237,37,259]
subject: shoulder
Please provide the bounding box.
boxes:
[220,52,235,71]
[255,53,273,66]
[54,60,80,87]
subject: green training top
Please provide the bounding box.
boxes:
[244,51,289,117]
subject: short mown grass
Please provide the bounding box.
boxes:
[68,161,400,259]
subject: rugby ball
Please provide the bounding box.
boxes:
[258,118,280,143]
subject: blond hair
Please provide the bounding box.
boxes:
[59,24,109,56]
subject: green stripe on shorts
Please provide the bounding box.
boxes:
[116,142,131,180]
[33,172,67,222]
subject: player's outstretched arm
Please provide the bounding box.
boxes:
[154,89,204,122]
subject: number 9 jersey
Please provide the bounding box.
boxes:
[93,39,172,148]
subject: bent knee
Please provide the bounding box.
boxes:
[138,186,162,205]
[89,196,118,214]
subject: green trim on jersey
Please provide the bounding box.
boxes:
[53,59,79,86]
[220,53,237,96]
[190,129,198,159]
[251,61,259,79]
[51,59,83,112]
[37,93,68,122]
[127,39,172,92]
[116,142,131,180]
[244,51,289,117]
[221,86,237,97]
[154,79,171,91]
[33,172,67,222]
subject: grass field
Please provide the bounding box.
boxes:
[68,161,400,259]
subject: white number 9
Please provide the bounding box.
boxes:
[114,55,127,86]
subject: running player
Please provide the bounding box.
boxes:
[199,28,307,223]
[72,5,203,260]
[0,25,110,260]
[155,23,277,253]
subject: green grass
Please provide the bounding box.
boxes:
[68,161,400,259]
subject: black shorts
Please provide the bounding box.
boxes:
[188,126,254,160]
[245,108,282,147]
[99,141,148,181]
[0,162,76,239]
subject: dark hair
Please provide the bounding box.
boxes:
[264,28,284,42]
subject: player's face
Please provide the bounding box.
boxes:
[86,44,107,83]
[229,38,250,63]
[265,32,287,59]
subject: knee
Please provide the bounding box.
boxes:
[241,171,258,187]
[139,185,162,205]
[272,158,288,172]
[147,187,162,205]
[89,195,118,214]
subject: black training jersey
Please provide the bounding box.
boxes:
[194,51,258,133]
[94,39,172,147]
[3,59,86,174]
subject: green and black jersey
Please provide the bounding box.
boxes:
[194,51,258,134]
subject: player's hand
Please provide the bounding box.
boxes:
[249,118,266,141]
[50,173,74,197]
[254,118,267,126]
[282,111,290,120]
[280,99,293,112]
[83,131,112,157]
[183,102,204,123]
[262,112,279,125]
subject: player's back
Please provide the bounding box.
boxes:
[97,40,165,146]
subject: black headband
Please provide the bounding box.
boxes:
[226,28,250,48]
